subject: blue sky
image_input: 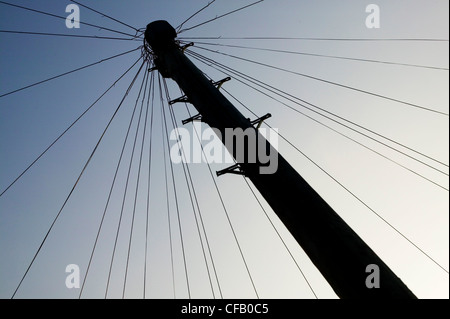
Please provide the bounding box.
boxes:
[0,0,448,299]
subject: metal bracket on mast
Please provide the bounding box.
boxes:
[169,95,190,105]
[182,113,202,125]
[216,164,245,177]
[180,42,194,53]
[249,113,271,129]
[211,77,231,90]
[170,77,230,105]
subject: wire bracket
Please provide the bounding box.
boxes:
[216,164,245,177]
[169,95,190,105]
[182,113,202,125]
[181,42,194,53]
[212,77,231,90]
[250,113,271,129]
[170,77,230,105]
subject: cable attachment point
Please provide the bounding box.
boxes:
[182,113,202,125]
[181,42,194,53]
[249,113,271,129]
[169,95,190,105]
[211,77,231,90]
[216,164,245,177]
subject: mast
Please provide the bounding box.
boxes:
[145,20,416,299]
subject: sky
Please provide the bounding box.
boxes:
[0,0,448,299]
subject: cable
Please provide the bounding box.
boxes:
[144,69,156,299]
[0,0,137,38]
[193,45,449,116]
[179,99,224,299]
[0,55,142,198]
[186,50,449,190]
[161,89,177,299]
[178,0,264,34]
[78,59,147,299]
[180,40,449,71]
[179,36,450,42]
[0,30,140,41]
[70,0,140,33]
[122,68,152,298]
[104,62,148,299]
[177,105,259,298]
[11,59,146,299]
[0,46,141,98]
[176,0,217,33]
[168,86,221,299]
[166,109,216,299]
[159,74,192,299]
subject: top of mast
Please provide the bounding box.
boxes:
[145,20,177,54]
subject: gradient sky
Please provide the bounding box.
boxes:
[0,0,448,299]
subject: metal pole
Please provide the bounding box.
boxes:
[145,20,416,299]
